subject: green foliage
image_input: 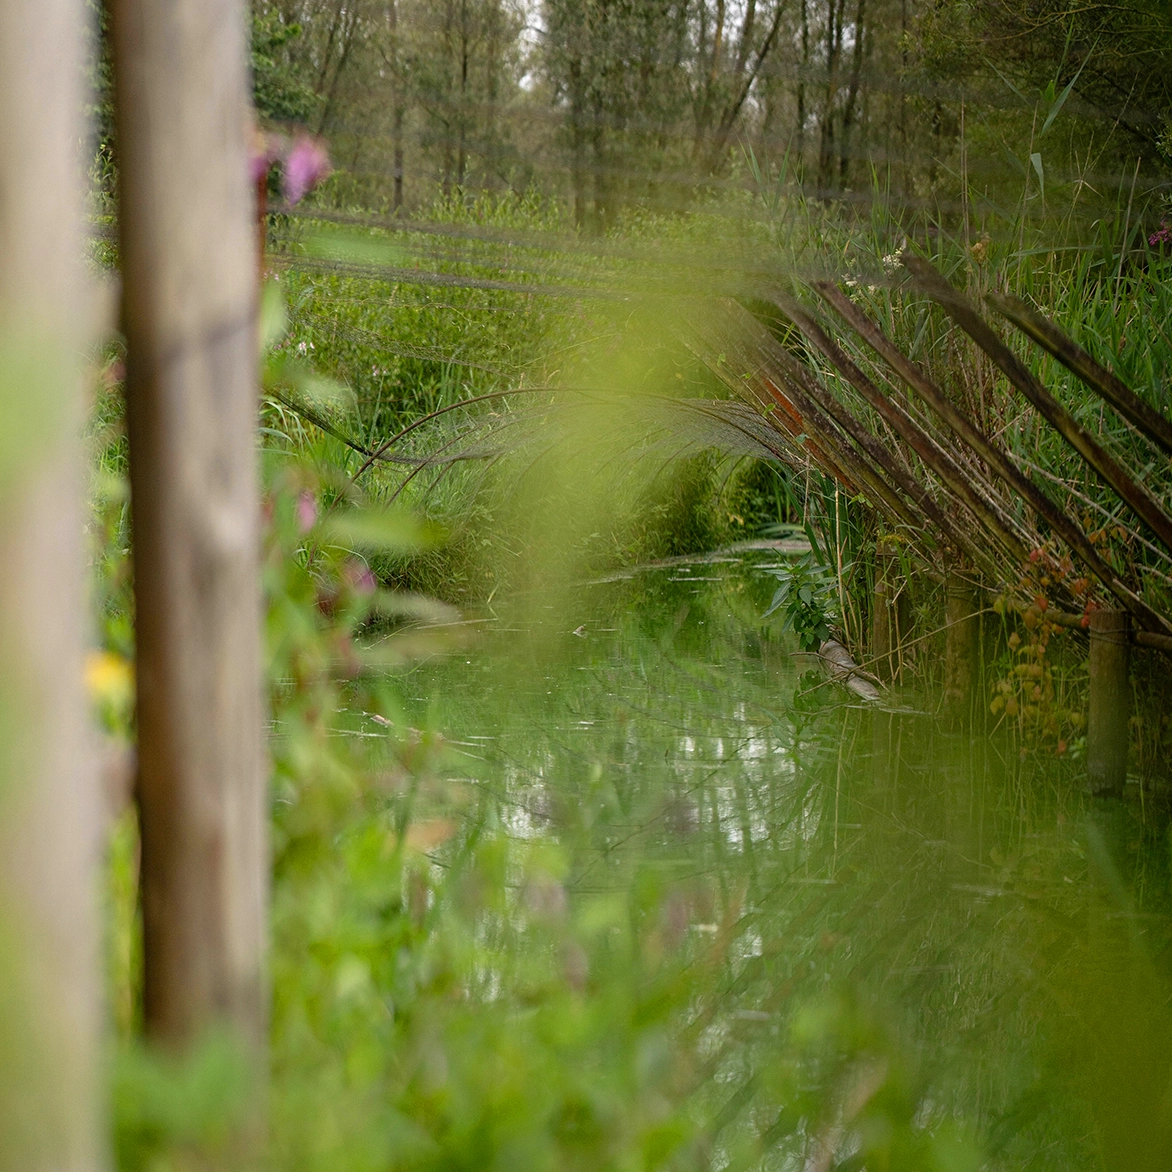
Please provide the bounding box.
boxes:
[763,554,838,650]
[252,10,321,126]
[112,1031,256,1172]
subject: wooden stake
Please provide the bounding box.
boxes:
[109,0,266,1046]
[0,0,103,1164]
[943,569,980,726]
[1087,610,1131,797]
[873,539,908,683]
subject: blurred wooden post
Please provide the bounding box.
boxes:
[1087,610,1131,796]
[943,568,980,726]
[873,539,908,683]
[109,0,267,1045]
[0,0,103,1165]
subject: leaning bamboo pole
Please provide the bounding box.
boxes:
[0,0,103,1166]
[987,291,1172,459]
[903,255,1172,558]
[685,301,924,533]
[771,289,1034,568]
[109,0,267,1045]
[814,281,1172,639]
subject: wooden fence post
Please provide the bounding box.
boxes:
[109,0,267,1045]
[873,539,908,683]
[0,0,103,1164]
[1087,610,1131,796]
[943,569,980,726]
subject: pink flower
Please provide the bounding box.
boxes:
[283,136,331,205]
[344,559,377,595]
[296,490,317,533]
[1150,220,1172,247]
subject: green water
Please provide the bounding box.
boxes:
[284,556,1172,1171]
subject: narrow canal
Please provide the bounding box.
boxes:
[327,552,1172,1170]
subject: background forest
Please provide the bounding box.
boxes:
[235,0,1172,226]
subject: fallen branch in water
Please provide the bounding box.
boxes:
[818,639,883,702]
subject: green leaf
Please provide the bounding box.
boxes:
[1039,50,1094,139]
[319,508,444,555]
[763,585,788,618]
[1030,152,1044,201]
[260,281,289,351]
[987,61,1027,103]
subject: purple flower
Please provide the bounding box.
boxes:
[283,136,331,205]
[1150,220,1172,247]
[296,490,318,533]
[344,559,377,595]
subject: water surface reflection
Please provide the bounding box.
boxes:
[388,558,1172,1170]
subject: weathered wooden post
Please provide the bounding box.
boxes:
[943,568,980,726]
[109,0,267,1045]
[1087,610,1131,796]
[873,538,908,682]
[0,0,103,1164]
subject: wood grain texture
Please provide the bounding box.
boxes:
[110,0,267,1046]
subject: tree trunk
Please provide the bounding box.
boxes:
[0,0,103,1166]
[591,100,608,232]
[838,0,866,186]
[899,0,908,194]
[109,0,267,1048]
[818,0,845,194]
[385,0,405,210]
[393,106,405,210]
[796,0,809,171]
[704,0,787,173]
[567,54,588,228]
[457,14,469,189]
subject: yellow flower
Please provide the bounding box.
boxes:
[85,650,133,707]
